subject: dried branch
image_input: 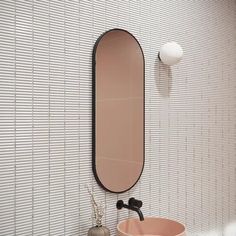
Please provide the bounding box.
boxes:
[86,185,104,227]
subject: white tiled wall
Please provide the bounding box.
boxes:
[0,1,236,235]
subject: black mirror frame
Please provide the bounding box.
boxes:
[92,28,145,193]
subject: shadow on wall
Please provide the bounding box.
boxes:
[154,55,172,97]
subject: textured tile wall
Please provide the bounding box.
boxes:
[0,1,236,235]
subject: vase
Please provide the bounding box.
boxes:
[88,225,110,236]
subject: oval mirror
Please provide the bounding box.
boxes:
[92,29,145,193]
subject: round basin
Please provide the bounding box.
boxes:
[117,217,186,236]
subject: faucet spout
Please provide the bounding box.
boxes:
[132,206,144,221]
[116,199,144,221]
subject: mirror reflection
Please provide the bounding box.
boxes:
[92,29,145,193]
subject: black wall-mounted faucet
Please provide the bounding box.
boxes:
[116,197,144,221]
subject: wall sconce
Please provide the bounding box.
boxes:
[158,42,183,66]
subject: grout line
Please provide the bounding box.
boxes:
[14,1,16,234]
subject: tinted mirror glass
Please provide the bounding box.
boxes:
[92,29,145,193]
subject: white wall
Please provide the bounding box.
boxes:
[0,1,236,235]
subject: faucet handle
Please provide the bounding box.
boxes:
[116,200,124,209]
[128,197,143,208]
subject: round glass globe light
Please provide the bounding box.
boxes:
[159,42,183,66]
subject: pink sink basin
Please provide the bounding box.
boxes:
[117,217,186,236]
